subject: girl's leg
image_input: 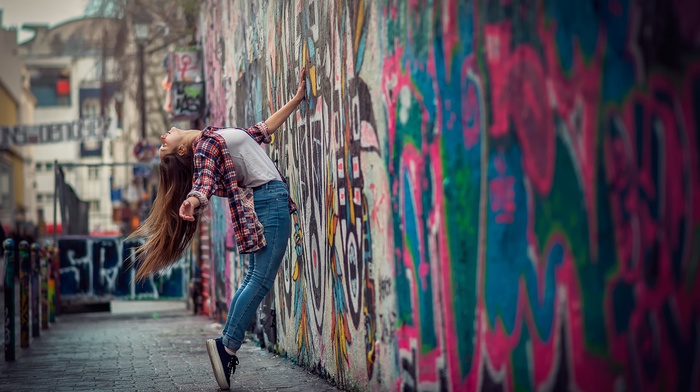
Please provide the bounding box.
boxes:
[221,185,290,352]
[221,257,254,338]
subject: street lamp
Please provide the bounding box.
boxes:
[132,18,152,227]
[133,20,149,141]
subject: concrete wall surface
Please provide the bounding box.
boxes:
[199,1,700,391]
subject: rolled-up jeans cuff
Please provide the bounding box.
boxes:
[221,334,241,352]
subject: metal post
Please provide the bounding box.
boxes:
[137,41,149,225]
[40,243,49,329]
[4,239,16,361]
[53,159,58,247]
[138,42,146,140]
[49,245,58,322]
[52,160,59,318]
[19,241,30,348]
[30,243,40,338]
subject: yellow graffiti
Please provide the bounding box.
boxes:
[292,214,303,281]
[354,0,366,57]
[310,65,317,96]
[331,251,353,379]
[288,209,313,365]
[364,303,376,376]
[302,43,307,68]
[326,160,353,380]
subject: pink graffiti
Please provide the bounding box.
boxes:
[475,7,700,392]
[601,71,700,391]
[174,53,198,82]
[383,35,486,389]
[202,0,227,125]
[383,44,443,386]
[484,24,555,197]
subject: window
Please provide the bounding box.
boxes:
[89,200,100,211]
[82,100,99,118]
[29,67,72,107]
[80,140,103,158]
[37,194,43,204]
[45,162,53,171]
[0,166,11,207]
[88,167,100,180]
[35,162,42,172]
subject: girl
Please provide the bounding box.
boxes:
[129,68,306,390]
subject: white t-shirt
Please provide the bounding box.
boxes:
[215,128,282,188]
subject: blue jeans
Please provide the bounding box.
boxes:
[221,180,291,351]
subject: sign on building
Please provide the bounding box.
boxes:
[0,117,111,148]
[171,82,204,121]
[163,48,204,121]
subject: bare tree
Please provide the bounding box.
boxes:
[90,0,199,143]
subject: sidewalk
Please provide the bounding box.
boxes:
[0,302,341,392]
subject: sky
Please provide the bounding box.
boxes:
[0,0,90,43]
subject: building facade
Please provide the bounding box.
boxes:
[0,11,36,238]
[19,17,123,236]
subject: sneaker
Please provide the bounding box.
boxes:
[206,338,239,390]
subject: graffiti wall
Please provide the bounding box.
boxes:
[199,0,700,390]
[58,236,190,302]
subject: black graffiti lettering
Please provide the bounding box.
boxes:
[400,346,418,392]
[172,83,204,119]
[379,278,392,301]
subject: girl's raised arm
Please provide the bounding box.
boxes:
[263,67,306,135]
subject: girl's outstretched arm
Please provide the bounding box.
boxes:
[264,67,306,134]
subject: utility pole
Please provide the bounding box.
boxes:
[100,30,108,120]
[132,15,151,227]
[137,41,146,140]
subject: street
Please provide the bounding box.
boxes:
[0,302,340,392]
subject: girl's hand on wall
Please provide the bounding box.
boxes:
[294,67,307,104]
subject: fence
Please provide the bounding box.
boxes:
[3,239,58,361]
[3,235,191,362]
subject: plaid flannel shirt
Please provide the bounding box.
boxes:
[187,121,297,254]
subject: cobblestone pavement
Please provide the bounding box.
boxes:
[0,307,341,392]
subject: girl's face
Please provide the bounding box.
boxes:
[159,127,189,158]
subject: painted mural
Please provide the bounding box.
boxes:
[58,237,190,301]
[199,0,700,391]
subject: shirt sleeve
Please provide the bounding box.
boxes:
[187,137,219,213]
[244,121,272,145]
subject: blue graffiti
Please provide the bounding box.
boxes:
[484,145,563,341]
[58,236,189,301]
[545,0,600,72]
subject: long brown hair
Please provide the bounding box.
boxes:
[127,148,199,281]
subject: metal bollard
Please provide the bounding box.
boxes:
[4,239,16,361]
[49,245,58,323]
[19,241,30,348]
[50,245,60,319]
[41,244,50,329]
[30,243,41,338]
